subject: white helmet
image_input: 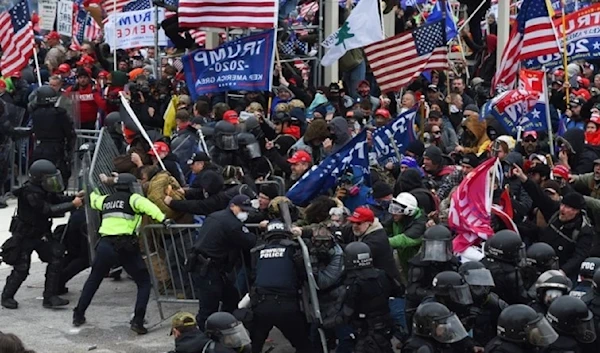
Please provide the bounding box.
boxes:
[389,192,418,216]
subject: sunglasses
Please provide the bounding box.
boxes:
[432,131,441,135]
[523,138,537,143]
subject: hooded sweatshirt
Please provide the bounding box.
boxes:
[329,116,351,154]
[461,115,491,156]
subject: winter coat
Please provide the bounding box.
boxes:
[572,172,600,199]
[384,207,427,276]
[144,170,191,223]
[440,118,459,154]
[461,115,491,156]
[329,117,351,154]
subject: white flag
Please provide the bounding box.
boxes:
[320,0,383,66]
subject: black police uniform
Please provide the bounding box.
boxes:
[1,161,76,308]
[249,223,311,353]
[485,337,534,353]
[30,87,76,184]
[190,208,257,328]
[471,292,507,346]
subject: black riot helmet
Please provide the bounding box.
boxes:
[497,304,558,346]
[344,241,373,270]
[237,132,262,159]
[484,230,526,265]
[104,111,122,127]
[114,173,137,193]
[546,296,596,343]
[579,257,600,280]
[526,243,559,272]
[263,220,292,241]
[205,312,251,349]
[413,302,469,343]
[535,270,572,306]
[29,159,64,193]
[214,121,239,151]
[36,85,58,106]
[421,225,453,262]
[432,271,474,305]
[458,261,495,287]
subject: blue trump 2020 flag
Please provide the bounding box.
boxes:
[481,90,548,137]
[182,29,275,99]
[286,130,370,207]
[426,0,457,42]
[372,109,417,164]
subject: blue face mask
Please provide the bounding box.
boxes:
[379,200,391,210]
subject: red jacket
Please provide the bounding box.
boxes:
[65,84,107,124]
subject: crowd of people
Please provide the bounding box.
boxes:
[2,0,600,352]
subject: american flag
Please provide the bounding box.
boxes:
[364,20,448,93]
[161,0,207,46]
[178,0,277,29]
[102,0,133,16]
[71,8,102,50]
[0,0,34,75]
[123,0,151,11]
[492,0,559,91]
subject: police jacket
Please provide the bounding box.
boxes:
[250,236,304,297]
[472,292,508,347]
[192,209,257,265]
[406,255,460,306]
[481,257,530,305]
[403,336,458,353]
[12,182,76,236]
[571,281,593,299]
[541,335,584,353]
[90,190,165,236]
[31,106,76,153]
[171,329,237,353]
[484,337,535,353]
[522,178,595,278]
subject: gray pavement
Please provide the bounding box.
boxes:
[0,200,293,353]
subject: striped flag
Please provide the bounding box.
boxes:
[0,0,34,75]
[71,8,102,50]
[178,0,278,29]
[102,0,132,16]
[492,0,559,91]
[364,20,448,93]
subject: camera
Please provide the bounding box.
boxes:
[129,82,150,103]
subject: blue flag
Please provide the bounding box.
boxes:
[372,109,417,164]
[400,0,427,9]
[182,30,275,100]
[426,0,457,42]
[286,130,370,206]
[481,90,548,137]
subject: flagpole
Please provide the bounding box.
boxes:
[32,36,42,86]
[542,66,555,155]
[154,5,159,79]
[113,0,117,71]
[560,0,569,105]
[457,0,488,33]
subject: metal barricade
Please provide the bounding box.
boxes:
[70,129,101,193]
[9,127,33,192]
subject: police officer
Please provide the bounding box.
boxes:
[583,270,600,351]
[30,85,76,185]
[571,257,600,298]
[72,173,168,334]
[324,241,397,353]
[481,230,530,304]
[188,194,257,328]
[1,160,82,309]
[530,270,572,315]
[406,225,460,332]
[205,312,252,353]
[521,242,559,293]
[209,121,243,168]
[249,220,310,353]
[459,261,507,346]
[485,304,558,353]
[402,302,470,353]
[545,296,597,353]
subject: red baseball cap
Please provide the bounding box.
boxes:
[148,141,170,156]
[45,31,60,40]
[223,110,239,125]
[58,63,71,73]
[375,109,391,119]
[552,165,570,180]
[523,131,538,140]
[590,114,600,125]
[0,80,6,89]
[287,150,312,164]
[577,76,590,88]
[347,207,375,223]
[77,55,95,66]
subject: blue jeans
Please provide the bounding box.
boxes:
[389,297,407,329]
[343,59,367,99]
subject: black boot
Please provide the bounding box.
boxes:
[43,296,69,308]
[130,317,148,334]
[1,297,18,309]
[73,309,86,327]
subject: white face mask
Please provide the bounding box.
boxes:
[450,104,460,113]
[236,212,249,222]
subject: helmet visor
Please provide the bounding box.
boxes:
[464,268,495,287]
[449,283,474,305]
[245,142,262,159]
[42,171,65,193]
[517,244,527,267]
[432,314,469,344]
[388,202,406,215]
[421,240,453,262]
[526,316,559,347]
[575,313,596,343]
[220,134,239,151]
[220,323,251,348]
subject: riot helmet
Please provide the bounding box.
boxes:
[546,296,596,343]
[29,159,64,193]
[432,271,474,305]
[104,111,122,127]
[579,257,600,280]
[263,220,292,241]
[420,225,453,262]
[114,173,138,193]
[205,312,251,349]
[526,243,559,271]
[36,85,58,106]
[244,115,265,140]
[214,121,239,151]
[344,241,373,270]
[238,132,262,159]
[459,261,495,300]
[484,230,526,265]
[388,192,418,216]
[413,302,469,343]
[497,304,558,346]
[535,270,572,306]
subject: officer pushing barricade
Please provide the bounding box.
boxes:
[1,159,83,309]
[72,173,170,334]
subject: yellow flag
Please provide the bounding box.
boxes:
[163,95,179,138]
